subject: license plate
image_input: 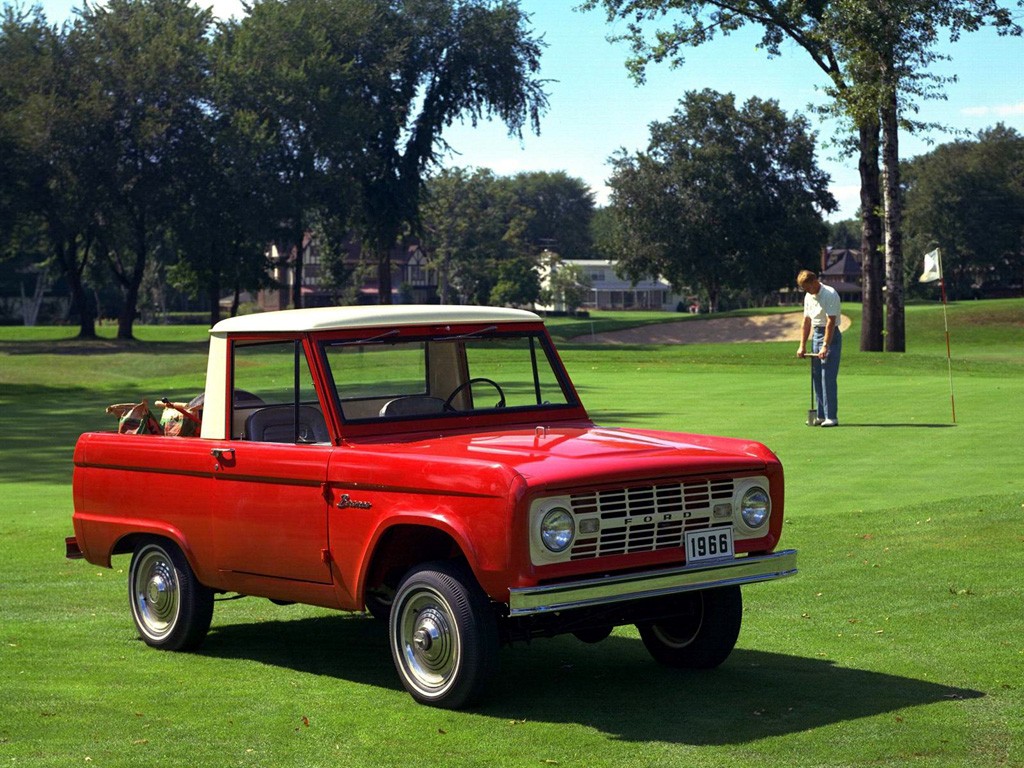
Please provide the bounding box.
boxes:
[685,528,734,563]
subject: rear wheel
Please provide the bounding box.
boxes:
[389,562,499,709]
[128,539,214,651]
[636,586,742,669]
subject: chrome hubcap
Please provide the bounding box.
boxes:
[397,592,459,695]
[147,575,168,604]
[132,547,179,639]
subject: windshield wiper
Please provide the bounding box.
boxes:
[333,329,401,347]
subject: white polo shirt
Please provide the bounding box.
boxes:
[804,283,841,328]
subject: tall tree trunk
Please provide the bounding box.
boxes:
[72,269,97,341]
[881,93,905,352]
[117,273,141,340]
[858,119,884,352]
[116,225,148,340]
[51,228,96,339]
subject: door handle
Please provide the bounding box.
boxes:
[210,447,235,470]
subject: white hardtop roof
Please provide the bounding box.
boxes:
[210,304,541,335]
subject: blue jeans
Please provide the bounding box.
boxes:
[811,327,841,421]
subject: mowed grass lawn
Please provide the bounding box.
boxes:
[1,300,1021,768]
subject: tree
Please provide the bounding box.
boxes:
[0,6,30,253]
[352,0,548,303]
[503,171,596,258]
[903,125,1024,298]
[540,253,592,313]
[585,0,1020,351]
[822,0,1020,350]
[489,254,541,307]
[606,90,834,311]
[420,167,597,306]
[72,0,213,339]
[420,167,534,304]
[165,113,278,325]
[590,206,617,259]
[0,6,104,337]
[827,218,862,250]
[216,0,395,310]
[421,168,499,304]
[583,0,884,349]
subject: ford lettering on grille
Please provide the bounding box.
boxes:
[567,479,735,560]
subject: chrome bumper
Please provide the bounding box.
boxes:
[508,549,797,617]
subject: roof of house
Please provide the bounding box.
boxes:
[210,305,540,335]
[823,250,862,277]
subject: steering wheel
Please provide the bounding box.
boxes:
[443,378,506,412]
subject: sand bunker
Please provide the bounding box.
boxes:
[576,313,852,345]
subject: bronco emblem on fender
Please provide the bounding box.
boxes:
[336,494,372,510]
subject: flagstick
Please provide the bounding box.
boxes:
[937,252,957,424]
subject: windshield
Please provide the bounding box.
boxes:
[320,330,576,422]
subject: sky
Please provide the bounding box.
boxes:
[32,0,1024,221]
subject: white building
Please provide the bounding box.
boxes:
[539,258,683,313]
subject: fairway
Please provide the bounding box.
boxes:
[1,300,1021,767]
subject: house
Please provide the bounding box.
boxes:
[539,258,683,312]
[778,247,864,305]
[820,248,863,302]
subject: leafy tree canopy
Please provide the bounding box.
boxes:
[502,171,596,258]
[606,89,834,310]
[351,0,549,302]
[903,124,1024,298]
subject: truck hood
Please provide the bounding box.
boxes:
[350,423,775,492]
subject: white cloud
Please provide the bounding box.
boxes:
[961,102,1024,118]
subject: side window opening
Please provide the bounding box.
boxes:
[231,339,328,443]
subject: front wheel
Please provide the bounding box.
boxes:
[128,539,214,651]
[636,586,742,669]
[389,562,499,709]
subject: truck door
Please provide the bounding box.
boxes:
[211,337,333,585]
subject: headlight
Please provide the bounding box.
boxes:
[740,487,770,528]
[540,507,575,553]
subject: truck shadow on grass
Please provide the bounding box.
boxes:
[201,613,981,745]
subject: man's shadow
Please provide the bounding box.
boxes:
[840,423,956,428]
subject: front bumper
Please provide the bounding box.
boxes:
[508,549,797,617]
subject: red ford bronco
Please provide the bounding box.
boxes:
[67,305,796,708]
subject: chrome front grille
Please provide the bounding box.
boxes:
[567,479,734,560]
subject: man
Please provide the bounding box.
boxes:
[796,269,842,427]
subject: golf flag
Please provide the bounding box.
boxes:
[917,247,956,423]
[919,249,942,283]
